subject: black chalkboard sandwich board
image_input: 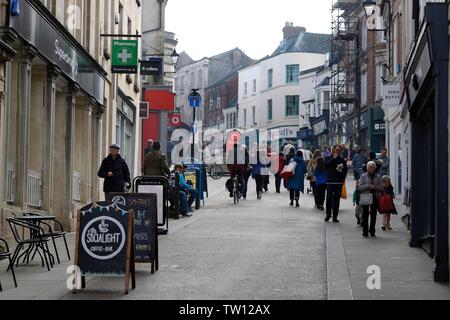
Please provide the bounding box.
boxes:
[108,193,158,273]
[74,202,136,295]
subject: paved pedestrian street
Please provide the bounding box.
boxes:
[0,178,449,300]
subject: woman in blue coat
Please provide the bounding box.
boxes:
[287,150,307,207]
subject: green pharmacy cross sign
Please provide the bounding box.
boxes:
[112,40,139,74]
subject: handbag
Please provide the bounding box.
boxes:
[359,193,374,206]
[281,161,297,180]
[377,192,395,214]
[341,184,348,199]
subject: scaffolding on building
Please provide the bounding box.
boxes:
[330,0,360,146]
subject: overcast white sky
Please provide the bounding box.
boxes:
[165,0,332,61]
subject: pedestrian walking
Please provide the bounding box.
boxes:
[283,140,295,156]
[324,145,348,223]
[285,148,296,189]
[363,152,383,173]
[242,145,252,200]
[313,157,327,211]
[273,152,287,193]
[378,147,390,177]
[286,147,296,164]
[307,150,321,202]
[286,150,307,208]
[380,175,398,231]
[263,146,272,192]
[341,144,350,161]
[251,149,270,200]
[357,161,384,238]
[144,139,154,157]
[352,147,368,184]
[321,145,331,159]
[353,188,363,226]
[98,144,131,199]
[142,141,171,178]
[302,147,313,161]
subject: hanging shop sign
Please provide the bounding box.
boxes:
[140,102,149,119]
[141,57,164,76]
[112,40,139,74]
[313,120,327,136]
[169,114,182,127]
[382,84,401,107]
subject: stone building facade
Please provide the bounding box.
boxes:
[0,0,142,238]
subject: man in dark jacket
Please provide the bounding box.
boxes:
[144,140,154,156]
[98,144,131,199]
[325,145,348,223]
[142,141,171,177]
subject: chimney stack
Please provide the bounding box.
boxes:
[283,22,306,40]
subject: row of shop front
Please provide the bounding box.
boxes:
[225,106,385,154]
[299,106,386,152]
[0,0,139,236]
[382,2,450,283]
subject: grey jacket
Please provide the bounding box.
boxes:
[357,173,384,194]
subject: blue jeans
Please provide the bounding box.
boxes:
[186,188,198,208]
[180,188,198,212]
[179,191,189,213]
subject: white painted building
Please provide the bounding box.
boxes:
[174,57,209,125]
[238,25,330,149]
[175,48,253,126]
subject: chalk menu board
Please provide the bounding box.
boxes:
[137,185,165,226]
[108,193,158,269]
[74,202,135,294]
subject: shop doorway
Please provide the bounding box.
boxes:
[411,97,435,256]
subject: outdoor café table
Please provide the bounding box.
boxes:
[14,215,56,267]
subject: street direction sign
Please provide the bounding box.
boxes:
[112,40,139,74]
[189,92,201,108]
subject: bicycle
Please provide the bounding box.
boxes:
[209,162,224,180]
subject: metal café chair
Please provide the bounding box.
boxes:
[6,218,53,271]
[24,213,70,263]
[0,238,17,292]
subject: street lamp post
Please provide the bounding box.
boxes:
[188,89,201,161]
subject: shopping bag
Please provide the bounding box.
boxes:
[341,184,348,200]
[377,193,395,214]
[359,193,373,206]
[281,162,297,180]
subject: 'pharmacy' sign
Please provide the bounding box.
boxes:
[112,40,139,74]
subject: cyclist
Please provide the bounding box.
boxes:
[226,144,248,199]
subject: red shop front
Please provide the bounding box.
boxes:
[141,88,176,160]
